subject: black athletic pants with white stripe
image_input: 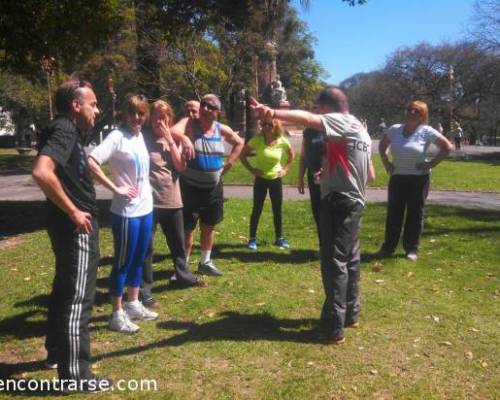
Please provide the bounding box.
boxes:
[45,216,99,380]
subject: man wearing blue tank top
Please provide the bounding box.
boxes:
[172,94,244,276]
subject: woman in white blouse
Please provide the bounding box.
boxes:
[378,100,452,261]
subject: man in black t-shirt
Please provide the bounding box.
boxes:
[33,80,110,391]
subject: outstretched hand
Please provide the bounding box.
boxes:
[249,97,274,120]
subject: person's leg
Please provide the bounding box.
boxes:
[320,194,362,341]
[45,224,64,366]
[122,213,158,322]
[125,213,154,301]
[140,212,158,300]
[200,222,215,252]
[268,177,283,240]
[184,230,195,259]
[403,174,430,254]
[159,208,198,285]
[197,182,224,275]
[307,170,322,243]
[110,214,140,312]
[50,218,99,380]
[319,195,336,334]
[180,178,199,259]
[249,177,268,239]
[345,218,362,326]
[381,175,406,253]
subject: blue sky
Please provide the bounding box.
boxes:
[292,0,476,83]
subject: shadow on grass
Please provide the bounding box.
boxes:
[0,200,113,238]
[91,311,318,364]
[214,243,318,264]
[0,312,318,379]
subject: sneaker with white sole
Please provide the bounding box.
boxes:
[109,311,140,333]
[125,301,159,321]
[197,260,223,276]
[247,238,257,250]
[275,237,290,249]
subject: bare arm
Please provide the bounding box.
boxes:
[378,134,394,175]
[220,124,244,173]
[159,120,186,172]
[87,157,137,199]
[280,145,294,177]
[171,117,195,160]
[32,155,93,233]
[298,139,306,194]
[249,96,323,130]
[368,157,376,182]
[416,134,453,171]
[240,143,262,177]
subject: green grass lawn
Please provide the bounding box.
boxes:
[0,148,35,171]
[224,154,500,193]
[0,200,498,399]
[1,147,499,192]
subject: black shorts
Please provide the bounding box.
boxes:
[181,179,224,231]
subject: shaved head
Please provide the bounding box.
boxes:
[184,100,200,118]
[316,86,349,113]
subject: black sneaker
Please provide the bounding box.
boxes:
[44,353,58,369]
[170,277,207,288]
[197,260,223,276]
[142,296,159,308]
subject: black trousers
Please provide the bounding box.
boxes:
[45,216,99,380]
[142,208,197,293]
[319,192,363,340]
[307,169,321,243]
[249,176,283,239]
[381,174,430,254]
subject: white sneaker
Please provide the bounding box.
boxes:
[125,301,159,321]
[109,311,140,333]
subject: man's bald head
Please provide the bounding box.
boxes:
[316,86,349,113]
[184,100,200,118]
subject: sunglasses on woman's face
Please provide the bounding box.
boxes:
[406,108,420,115]
[200,101,218,112]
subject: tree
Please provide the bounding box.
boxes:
[343,41,500,141]
[0,0,123,75]
[469,0,500,53]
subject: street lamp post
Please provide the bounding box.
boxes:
[448,64,454,132]
[107,77,117,127]
[40,56,56,121]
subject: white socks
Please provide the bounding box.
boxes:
[200,250,211,264]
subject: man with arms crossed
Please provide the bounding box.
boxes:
[33,80,110,391]
[251,86,375,344]
[172,94,243,276]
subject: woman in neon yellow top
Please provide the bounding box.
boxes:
[240,119,294,250]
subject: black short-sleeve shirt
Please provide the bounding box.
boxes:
[38,116,97,217]
[303,128,323,173]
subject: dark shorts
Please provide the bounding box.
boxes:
[181,179,224,231]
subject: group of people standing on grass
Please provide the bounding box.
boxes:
[32,78,451,391]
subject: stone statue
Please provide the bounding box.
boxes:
[270,75,287,107]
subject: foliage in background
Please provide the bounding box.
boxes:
[343,41,500,142]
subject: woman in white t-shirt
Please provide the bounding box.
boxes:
[88,95,158,334]
[378,100,452,261]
